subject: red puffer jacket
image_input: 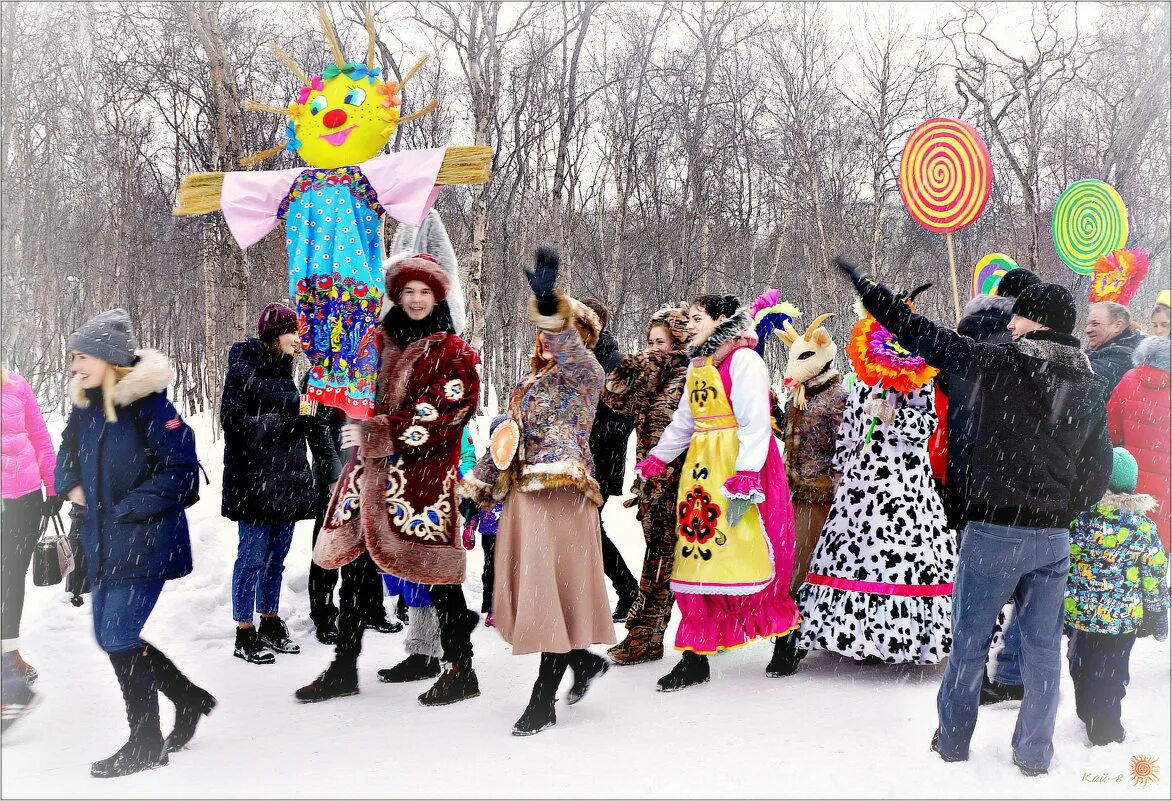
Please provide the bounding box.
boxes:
[1107,336,1171,551]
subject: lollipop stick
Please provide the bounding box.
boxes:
[946,233,961,325]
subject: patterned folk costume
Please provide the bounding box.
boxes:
[173,8,491,419]
[645,313,800,654]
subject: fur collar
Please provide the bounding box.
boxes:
[1098,491,1158,515]
[687,311,754,361]
[962,295,1014,317]
[1017,331,1094,376]
[1133,335,1170,371]
[70,349,174,409]
[806,366,842,396]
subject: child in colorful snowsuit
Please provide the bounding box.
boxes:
[1065,447,1169,746]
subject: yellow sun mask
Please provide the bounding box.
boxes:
[239,8,435,170]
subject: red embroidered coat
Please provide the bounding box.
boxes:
[314,329,481,585]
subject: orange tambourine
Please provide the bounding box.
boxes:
[490,419,521,470]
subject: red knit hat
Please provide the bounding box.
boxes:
[257,303,298,340]
[385,253,450,303]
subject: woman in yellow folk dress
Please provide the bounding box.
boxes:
[635,294,800,692]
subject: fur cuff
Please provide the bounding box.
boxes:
[635,455,667,479]
[359,416,397,459]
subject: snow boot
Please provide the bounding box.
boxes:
[766,631,805,677]
[142,643,216,753]
[656,650,710,692]
[930,730,966,763]
[566,649,609,705]
[258,616,300,654]
[1,653,38,737]
[294,660,359,703]
[378,654,441,683]
[365,615,404,634]
[315,620,339,645]
[611,589,638,624]
[234,627,275,664]
[395,597,409,624]
[91,648,168,778]
[512,653,567,736]
[8,652,37,686]
[979,676,1024,705]
[418,663,480,707]
[1013,755,1048,777]
[608,618,664,666]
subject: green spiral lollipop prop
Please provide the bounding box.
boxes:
[1052,179,1129,276]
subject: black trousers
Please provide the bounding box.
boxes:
[599,495,637,598]
[1068,628,1137,745]
[310,510,386,629]
[481,535,496,614]
[1,492,42,641]
[335,553,477,667]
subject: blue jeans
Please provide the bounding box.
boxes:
[992,606,1023,685]
[232,522,295,623]
[91,580,165,653]
[936,521,1069,771]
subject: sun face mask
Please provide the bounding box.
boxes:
[288,65,402,169]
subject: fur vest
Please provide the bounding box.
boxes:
[784,369,847,504]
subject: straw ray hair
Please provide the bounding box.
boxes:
[317,4,347,67]
[364,8,378,70]
[271,43,310,86]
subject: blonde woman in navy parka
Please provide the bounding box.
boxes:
[56,309,215,779]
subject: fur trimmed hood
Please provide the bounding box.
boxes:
[1098,490,1159,515]
[69,349,174,408]
[1133,335,1170,372]
[688,311,757,362]
[962,295,1015,318]
[528,292,602,350]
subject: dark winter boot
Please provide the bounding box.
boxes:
[315,620,339,646]
[766,631,805,678]
[980,676,1024,705]
[930,729,966,763]
[418,663,480,707]
[378,654,442,683]
[294,660,359,703]
[258,616,300,654]
[91,648,168,778]
[513,653,568,736]
[656,650,710,692]
[395,597,409,624]
[566,649,609,705]
[234,627,275,665]
[365,614,404,634]
[1,652,38,736]
[142,643,216,753]
[611,589,638,624]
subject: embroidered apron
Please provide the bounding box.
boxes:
[671,358,773,595]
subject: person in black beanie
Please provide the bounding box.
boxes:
[938,268,1040,703]
[835,261,1112,777]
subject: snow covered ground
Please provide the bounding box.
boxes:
[2,412,1169,798]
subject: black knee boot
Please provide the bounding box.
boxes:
[766,630,806,678]
[91,647,168,778]
[142,642,217,752]
[566,649,609,705]
[656,650,710,692]
[513,653,568,736]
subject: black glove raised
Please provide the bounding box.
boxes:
[526,247,560,314]
[459,497,479,523]
[832,256,870,290]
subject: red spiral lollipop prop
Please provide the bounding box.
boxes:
[899,118,993,234]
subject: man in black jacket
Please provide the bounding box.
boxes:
[836,260,1112,777]
[582,298,640,622]
[1084,301,1145,395]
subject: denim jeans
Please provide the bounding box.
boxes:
[992,606,1023,685]
[232,521,295,622]
[91,580,165,653]
[936,521,1070,771]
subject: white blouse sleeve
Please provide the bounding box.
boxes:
[647,367,695,463]
[729,349,773,474]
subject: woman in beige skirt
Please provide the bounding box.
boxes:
[461,248,616,735]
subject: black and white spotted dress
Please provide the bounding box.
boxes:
[795,379,955,664]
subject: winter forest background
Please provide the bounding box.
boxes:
[2,1,1169,417]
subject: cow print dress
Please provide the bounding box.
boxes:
[795,379,955,664]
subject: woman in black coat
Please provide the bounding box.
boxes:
[221,304,331,664]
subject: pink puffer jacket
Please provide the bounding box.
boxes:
[1,372,57,499]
